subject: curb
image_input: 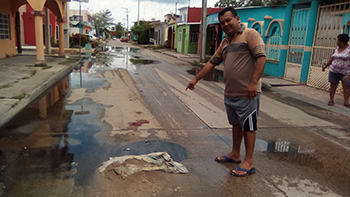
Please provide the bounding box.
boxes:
[261,81,272,90]
[0,60,80,128]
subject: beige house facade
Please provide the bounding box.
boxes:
[0,0,68,63]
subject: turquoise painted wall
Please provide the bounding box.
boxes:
[207,6,286,25]
[264,62,280,77]
[237,6,286,23]
[207,6,287,77]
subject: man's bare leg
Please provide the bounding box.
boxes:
[232,131,256,175]
[216,124,243,161]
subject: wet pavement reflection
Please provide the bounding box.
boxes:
[111,140,188,162]
[87,46,156,74]
[264,139,322,169]
[187,67,224,82]
[0,46,160,196]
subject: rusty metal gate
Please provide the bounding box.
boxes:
[285,7,310,82]
[308,2,350,94]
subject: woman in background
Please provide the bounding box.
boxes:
[322,34,350,108]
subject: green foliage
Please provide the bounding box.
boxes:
[70,34,89,47]
[0,84,10,89]
[30,69,37,76]
[191,61,202,67]
[214,0,287,7]
[131,22,151,44]
[131,25,144,36]
[92,9,114,39]
[266,0,287,6]
[13,92,26,100]
[42,65,53,70]
[115,22,124,38]
[145,45,164,50]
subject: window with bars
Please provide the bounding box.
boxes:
[265,23,282,61]
[191,30,199,43]
[0,13,10,40]
[178,29,182,43]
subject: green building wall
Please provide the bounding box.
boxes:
[176,24,199,54]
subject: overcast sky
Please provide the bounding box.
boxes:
[69,0,219,29]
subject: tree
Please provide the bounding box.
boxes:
[214,0,244,8]
[92,9,114,40]
[131,22,150,44]
[266,0,287,6]
[214,0,287,7]
[115,22,124,38]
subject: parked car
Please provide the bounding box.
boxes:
[112,36,117,40]
[121,37,128,42]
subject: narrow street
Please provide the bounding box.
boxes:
[0,40,350,197]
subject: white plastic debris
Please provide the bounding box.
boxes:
[99,152,188,178]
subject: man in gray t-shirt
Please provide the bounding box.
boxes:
[186,7,266,177]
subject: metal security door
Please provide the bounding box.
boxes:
[308,2,350,94]
[284,7,310,82]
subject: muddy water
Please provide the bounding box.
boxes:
[0,46,169,196]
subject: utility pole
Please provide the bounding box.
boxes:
[188,0,190,7]
[175,0,179,15]
[138,0,140,25]
[122,7,129,31]
[199,0,207,62]
[73,0,89,58]
[123,18,125,37]
[79,1,82,59]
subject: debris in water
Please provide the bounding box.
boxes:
[99,152,188,178]
[131,120,150,127]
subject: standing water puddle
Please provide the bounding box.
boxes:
[0,46,161,196]
[187,67,224,82]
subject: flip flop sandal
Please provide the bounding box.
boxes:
[328,101,334,106]
[231,167,256,177]
[215,156,241,163]
[344,104,350,108]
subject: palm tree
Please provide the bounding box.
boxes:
[92,9,114,41]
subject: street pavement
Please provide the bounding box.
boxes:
[3,45,347,128]
[0,41,349,196]
[153,47,350,118]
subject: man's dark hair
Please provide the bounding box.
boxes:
[338,34,349,45]
[218,7,238,20]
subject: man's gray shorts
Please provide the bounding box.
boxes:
[224,96,258,131]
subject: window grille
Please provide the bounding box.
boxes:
[265,25,281,61]
[191,30,199,43]
[0,13,10,40]
[178,29,182,43]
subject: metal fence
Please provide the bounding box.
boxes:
[308,2,350,94]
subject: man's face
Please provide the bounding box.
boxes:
[219,11,240,37]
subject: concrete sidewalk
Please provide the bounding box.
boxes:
[153,48,350,118]
[0,55,80,128]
